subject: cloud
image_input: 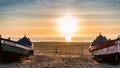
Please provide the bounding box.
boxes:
[0,0,33,8]
[71,0,120,9]
[1,0,120,10]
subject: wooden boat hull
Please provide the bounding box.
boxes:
[89,40,120,62]
[90,42,120,62]
[0,50,33,60]
[0,38,33,61]
[89,34,120,62]
[93,53,120,62]
[0,45,33,61]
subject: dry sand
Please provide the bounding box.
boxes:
[0,42,120,68]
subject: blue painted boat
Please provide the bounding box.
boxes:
[0,35,33,60]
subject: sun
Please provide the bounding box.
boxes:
[57,15,78,33]
[56,14,79,42]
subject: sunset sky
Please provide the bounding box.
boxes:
[0,0,120,41]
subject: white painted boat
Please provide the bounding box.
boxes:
[89,34,120,62]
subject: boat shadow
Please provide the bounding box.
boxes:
[91,57,120,65]
[0,59,19,64]
[0,56,32,64]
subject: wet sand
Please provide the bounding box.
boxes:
[0,42,120,68]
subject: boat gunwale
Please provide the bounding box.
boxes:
[89,40,118,51]
[0,38,33,50]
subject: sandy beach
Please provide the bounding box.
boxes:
[0,42,120,68]
[0,0,120,68]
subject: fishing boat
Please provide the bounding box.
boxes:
[0,35,33,61]
[89,33,120,62]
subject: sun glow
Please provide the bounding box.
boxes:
[65,36,72,42]
[57,14,79,42]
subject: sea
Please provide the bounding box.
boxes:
[6,36,116,42]
[28,37,93,42]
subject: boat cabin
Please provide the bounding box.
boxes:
[17,35,32,47]
[91,34,108,46]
